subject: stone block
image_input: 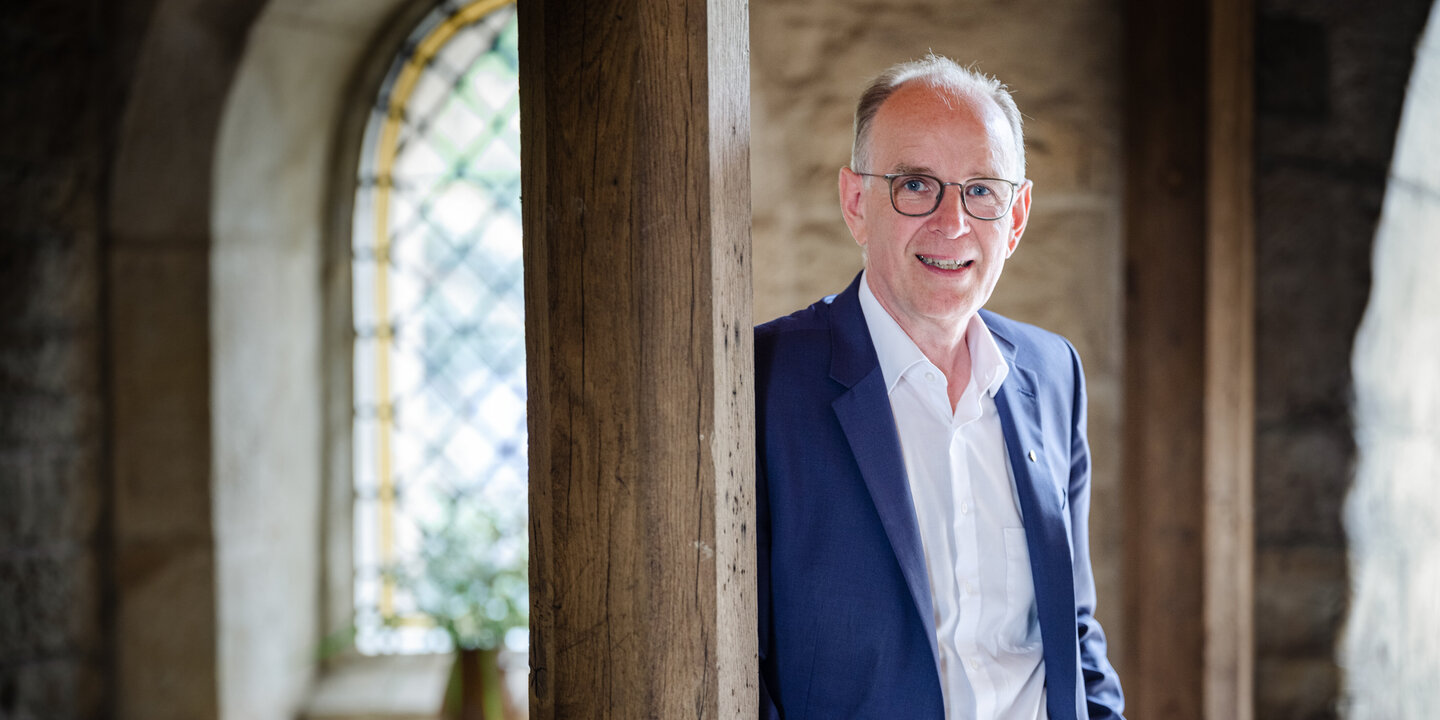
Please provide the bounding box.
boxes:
[991,206,1121,370]
[0,2,99,164]
[1256,2,1433,171]
[108,245,213,542]
[108,0,265,242]
[1258,16,1331,118]
[1388,36,1440,193]
[0,231,101,332]
[1257,656,1341,720]
[0,656,103,720]
[0,328,93,398]
[0,549,98,658]
[1255,547,1348,655]
[0,445,100,546]
[0,163,100,236]
[752,217,860,324]
[116,540,218,720]
[1256,165,1376,425]
[1255,424,1352,547]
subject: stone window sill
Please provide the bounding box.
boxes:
[303,653,452,720]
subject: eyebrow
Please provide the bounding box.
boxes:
[890,163,936,175]
[888,163,1006,180]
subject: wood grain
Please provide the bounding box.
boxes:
[1123,0,1209,716]
[1124,1,1257,716]
[1204,0,1256,716]
[520,0,754,716]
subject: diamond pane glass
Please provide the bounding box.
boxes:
[352,0,525,656]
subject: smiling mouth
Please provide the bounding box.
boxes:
[918,255,975,270]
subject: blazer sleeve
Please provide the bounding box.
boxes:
[758,446,782,719]
[1065,339,1126,719]
[755,326,783,720]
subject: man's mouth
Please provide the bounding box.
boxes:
[917,255,974,270]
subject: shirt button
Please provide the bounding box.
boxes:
[968,658,981,672]
[925,371,937,383]
[963,582,976,596]
[960,502,971,515]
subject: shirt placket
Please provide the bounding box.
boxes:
[951,386,999,719]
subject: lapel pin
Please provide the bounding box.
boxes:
[1028,450,1037,462]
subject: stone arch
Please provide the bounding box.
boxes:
[1341,1,1440,716]
[109,0,419,717]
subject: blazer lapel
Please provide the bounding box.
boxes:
[990,328,1079,718]
[826,276,942,673]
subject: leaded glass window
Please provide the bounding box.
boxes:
[352,0,525,656]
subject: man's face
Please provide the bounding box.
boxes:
[839,83,1031,337]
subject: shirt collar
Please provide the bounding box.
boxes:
[858,270,1010,397]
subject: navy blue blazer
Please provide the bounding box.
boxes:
[756,273,1124,719]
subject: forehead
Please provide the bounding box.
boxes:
[869,82,1015,175]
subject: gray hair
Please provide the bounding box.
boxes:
[851,54,1026,180]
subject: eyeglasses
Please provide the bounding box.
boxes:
[853,171,1021,221]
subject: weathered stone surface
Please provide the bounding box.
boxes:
[1342,16,1440,715]
[1255,1,1435,715]
[1256,548,1347,655]
[1256,424,1352,547]
[0,657,104,720]
[115,540,218,720]
[0,2,107,719]
[1257,656,1341,720]
[109,246,213,541]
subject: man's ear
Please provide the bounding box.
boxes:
[838,166,867,245]
[1006,179,1033,256]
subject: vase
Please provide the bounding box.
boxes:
[444,647,503,720]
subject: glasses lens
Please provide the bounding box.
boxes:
[889,174,943,215]
[961,179,1013,220]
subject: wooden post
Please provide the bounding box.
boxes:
[1204,0,1255,717]
[518,0,755,716]
[1124,0,1255,717]
[1122,0,1209,717]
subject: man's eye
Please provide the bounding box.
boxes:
[899,176,935,193]
[965,183,994,197]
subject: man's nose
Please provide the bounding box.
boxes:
[930,187,971,238]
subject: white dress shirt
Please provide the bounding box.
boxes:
[859,273,1047,720]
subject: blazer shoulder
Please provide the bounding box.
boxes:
[756,295,835,337]
[980,309,1083,371]
[755,295,838,356]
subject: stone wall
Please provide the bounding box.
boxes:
[1254,1,1434,717]
[1342,6,1440,714]
[750,0,1130,666]
[0,1,108,718]
[0,0,1435,717]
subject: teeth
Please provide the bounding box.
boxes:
[918,255,974,270]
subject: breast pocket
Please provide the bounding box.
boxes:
[1002,527,1043,653]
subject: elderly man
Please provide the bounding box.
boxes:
[755,56,1125,719]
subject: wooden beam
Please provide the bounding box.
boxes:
[1204,0,1255,716]
[1125,0,1257,716]
[518,0,755,716]
[1122,0,1208,717]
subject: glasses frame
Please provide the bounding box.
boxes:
[853,171,1023,221]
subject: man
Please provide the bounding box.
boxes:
[755,55,1125,719]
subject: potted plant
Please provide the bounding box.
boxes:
[388,490,528,720]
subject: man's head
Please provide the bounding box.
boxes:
[839,56,1032,338]
[851,55,1026,181]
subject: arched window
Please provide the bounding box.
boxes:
[351,0,525,656]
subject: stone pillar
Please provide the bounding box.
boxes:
[518,0,755,716]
